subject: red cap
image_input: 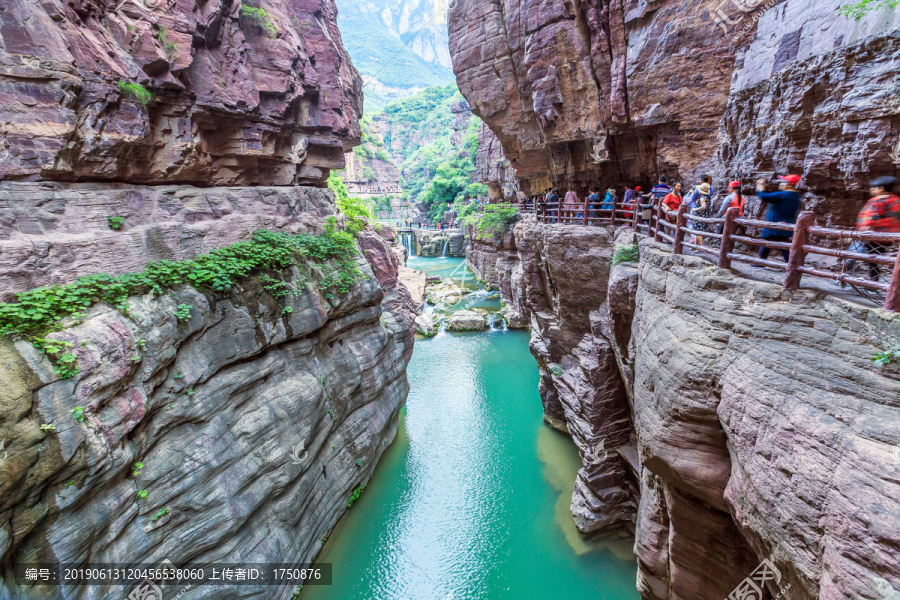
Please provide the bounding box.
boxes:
[635,186,642,191]
[729,181,741,188]
[778,174,801,186]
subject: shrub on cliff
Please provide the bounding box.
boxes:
[465,205,519,239]
[0,229,364,341]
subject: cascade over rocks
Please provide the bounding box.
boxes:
[466,216,900,600]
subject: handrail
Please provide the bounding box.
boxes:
[524,196,900,312]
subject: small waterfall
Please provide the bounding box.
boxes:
[441,239,450,258]
[403,232,416,257]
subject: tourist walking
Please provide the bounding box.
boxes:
[623,186,634,207]
[689,175,716,206]
[547,188,561,223]
[689,182,712,245]
[855,176,900,280]
[755,174,802,263]
[663,182,683,222]
[644,177,671,223]
[717,181,746,217]
[588,187,602,221]
[603,187,616,211]
[565,186,581,219]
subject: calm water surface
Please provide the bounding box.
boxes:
[303,258,639,600]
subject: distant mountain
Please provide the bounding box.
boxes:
[335,0,455,110]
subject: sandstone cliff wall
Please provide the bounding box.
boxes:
[0,3,419,599]
[1,0,361,187]
[449,0,900,221]
[467,216,900,600]
[0,189,417,600]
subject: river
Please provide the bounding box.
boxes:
[303,257,639,600]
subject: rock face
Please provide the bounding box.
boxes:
[474,122,519,201]
[0,3,420,599]
[0,195,417,600]
[467,215,900,600]
[0,0,362,187]
[449,0,900,222]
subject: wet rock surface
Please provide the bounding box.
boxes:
[446,309,488,332]
[466,216,900,599]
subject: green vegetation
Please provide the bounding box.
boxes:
[0,230,364,345]
[117,82,153,106]
[328,171,375,235]
[32,338,80,379]
[137,489,149,499]
[241,3,279,36]
[133,462,145,476]
[463,204,519,240]
[40,424,56,432]
[107,216,126,230]
[872,347,900,367]
[150,508,169,521]
[375,85,487,222]
[548,364,564,377]
[839,0,899,19]
[71,406,85,422]
[157,26,176,59]
[174,304,192,323]
[611,244,640,266]
[334,3,454,110]
[347,483,367,508]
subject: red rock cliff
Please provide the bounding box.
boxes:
[0,0,362,187]
[450,0,900,217]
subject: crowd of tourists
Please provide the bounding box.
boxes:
[531,173,900,280]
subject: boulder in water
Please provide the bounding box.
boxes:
[425,280,469,305]
[414,314,437,337]
[447,310,488,331]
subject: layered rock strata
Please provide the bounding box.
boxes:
[450,0,900,220]
[0,0,361,187]
[0,190,416,600]
[0,3,421,600]
[468,215,900,600]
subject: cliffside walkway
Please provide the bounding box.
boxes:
[513,198,900,313]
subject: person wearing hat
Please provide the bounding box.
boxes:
[688,181,712,245]
[720,180,746,216]
[856,175,900,280]
[755,174,802,263]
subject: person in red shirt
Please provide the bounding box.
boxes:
[857,176,900,280]
[662,182,683,222]
[722,180,745,216]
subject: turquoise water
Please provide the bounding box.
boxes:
[303,259,639,600]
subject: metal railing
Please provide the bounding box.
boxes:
[528,195,900,312]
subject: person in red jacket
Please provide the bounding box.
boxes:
[857,176,900,280]
[722,181,746,216]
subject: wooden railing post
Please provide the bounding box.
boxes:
[885,248,900,312]
[632,200,640,229]
[718,207,739,269]
[784,211,816,290]
[610,195,617,226]
[654,201,664,242]
[583,197,589,226]
[673,204,688,254]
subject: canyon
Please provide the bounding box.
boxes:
[466,216,900,600]
[453,0,900,598]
